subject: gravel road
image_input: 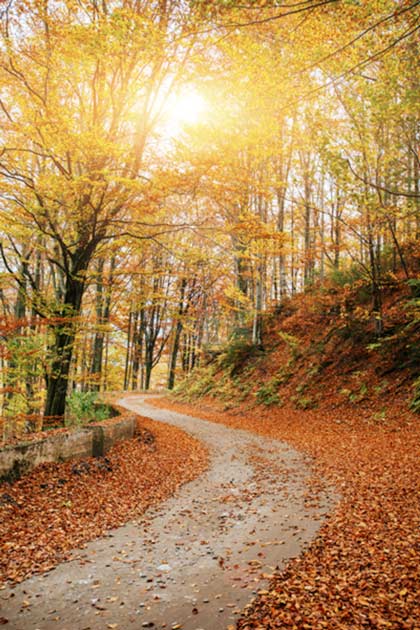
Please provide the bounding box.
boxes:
[0,395,334,630]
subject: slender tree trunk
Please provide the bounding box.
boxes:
[414,147,420,240]
[144,351,153,390]
[304,192,312,285]
[168,278,187,390]
[276,189,287,300]
[291,204,296,294]
[123,309,133,391]
[90,259,105,390]
[366,216,383,337]
[168,320,182,390]
[131,312,142,390]
[333,198,341,270]
[90,257,115,391]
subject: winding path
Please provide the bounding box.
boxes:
[1,395,334,630]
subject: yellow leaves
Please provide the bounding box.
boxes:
[351,306,370,321]
[231,218,281,241]
[228,216,286,258]
[222,284,251,308]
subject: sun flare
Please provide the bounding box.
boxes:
[164,89,207,134]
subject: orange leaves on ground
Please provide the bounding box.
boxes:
[0,416,208,585]
[151,397,420,630]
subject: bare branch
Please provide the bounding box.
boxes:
[346,159,420,199]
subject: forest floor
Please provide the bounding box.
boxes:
[1,391,418,629]
[0,395,331,629]
[0,406,208,587]
[150,396,420,629]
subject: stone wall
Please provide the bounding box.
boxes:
[0,411,138,483]
[90,414,137,457]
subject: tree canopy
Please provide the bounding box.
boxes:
[0,0,419,430]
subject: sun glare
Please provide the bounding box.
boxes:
[164,89,207,135]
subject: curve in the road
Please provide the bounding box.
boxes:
[0,395,335,630]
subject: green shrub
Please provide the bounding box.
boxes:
[278,331,301,360]
[230,377,252,401]
[256,382,282,406]
[359,382,368,397]
[215,375,236,401]
[329,264,365,287]
[218,338,261,375]
[65,391,111,426]
[255,369,289,407]
[407,278,420,299]
[237,382,252,401]
[373,408,387,422]
[306,364,321,379]
[295,382,306,394]
[294,396,317,410]
[409,377,420,414]
[339,381,368,404]
[175,366,216,400]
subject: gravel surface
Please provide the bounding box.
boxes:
[0,395,335,630]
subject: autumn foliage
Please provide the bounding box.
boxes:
[0,1,419,625]
[151,393,420,629]
[1,0,419,430]
[0,412,207,585]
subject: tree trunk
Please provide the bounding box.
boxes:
[168,320,183,390]
[144,354,153,390]
[124,309,133,391]
[168,278,187,390]
[90,257,115,391]
[276,187,287,300]
[90,259,105,390]
[44,276,85,419]
[414,146,420,240]
[131,312,142,390]
[366,221,383,337]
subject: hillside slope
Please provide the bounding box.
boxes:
[177,275,420,422]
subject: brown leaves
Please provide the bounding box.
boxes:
[153,397,420,629]
[0,416,208,585]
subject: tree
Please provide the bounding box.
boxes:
[0,0,204,418]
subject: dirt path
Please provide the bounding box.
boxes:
[1,395,334,630]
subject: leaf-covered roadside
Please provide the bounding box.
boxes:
[0,415,208,585]
[150,398,420,629]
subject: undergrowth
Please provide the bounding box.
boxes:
[174,274,420,417]
[65,391,111,426]
[409,377,420,414]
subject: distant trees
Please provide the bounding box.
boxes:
[0,0,419,433]
[175,0,420,335]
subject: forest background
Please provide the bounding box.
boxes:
[0,0,419,435]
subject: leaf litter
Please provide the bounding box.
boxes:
[150,397,420,629]
[0,414,208,586]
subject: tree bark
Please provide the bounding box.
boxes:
[168,278,187,390]
[44,276,85,419]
